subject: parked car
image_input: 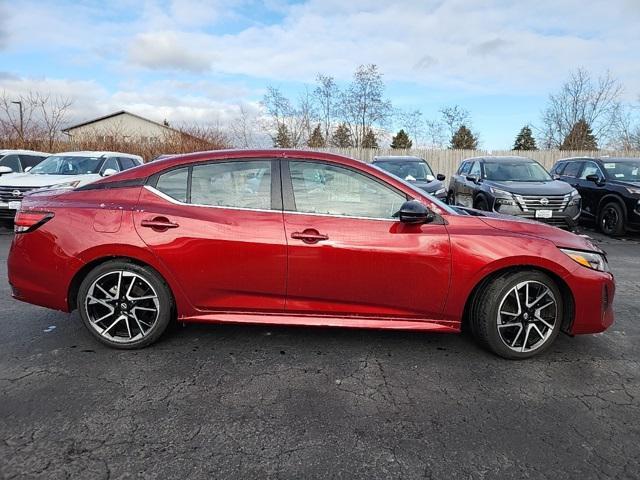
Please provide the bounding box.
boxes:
[551,157,640,236]
[372,156,447,201]
[0,151,142,219]
[447,156,581,229]
[0,150,49,176]
[8,150,614,359]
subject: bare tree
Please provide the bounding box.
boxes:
[261,86,314,147]
[424,119,447,148]
[340,64,393,147]
[439,105,471,138]
[0,92,40,143]
[37,94,72,150]
[229,104,258,148]
[540,68,624,148]
[398,109,424,147]
[314,74,339,142]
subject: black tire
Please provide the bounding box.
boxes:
[77,260,174,349]
[470,270,563,359]
[474,196,489,211]
[446,191,455,205]
[598,201,626,236]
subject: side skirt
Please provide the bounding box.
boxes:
[180,311,461,333]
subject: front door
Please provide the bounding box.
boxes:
[135,159,287,312]
[282,160,451,320]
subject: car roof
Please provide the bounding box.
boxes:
[463,156,534,163]
[555,156,640,163]
[50,151,143,161]
[373,156,424,162]
[0,149,49,156]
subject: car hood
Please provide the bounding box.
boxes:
[0,173,100,188]
[408,179,444,193]
[477,214,601,252]
[607,179,640,188]
[484,179,574,195]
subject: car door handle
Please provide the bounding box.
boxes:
[141,217,179,231]
[291,229,329,244]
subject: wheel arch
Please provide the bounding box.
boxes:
[462,265,575,334]
[473,191,491,209]
[597,194,627,217]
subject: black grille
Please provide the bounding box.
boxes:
[0,186,35,202]
[517,194,569,212]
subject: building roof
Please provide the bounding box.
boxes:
[62,110,179,134]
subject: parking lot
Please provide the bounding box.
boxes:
[0,225,639,479]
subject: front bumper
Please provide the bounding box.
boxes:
[0,203,20,219]
[494,202,581,229]
[565,265,615,335]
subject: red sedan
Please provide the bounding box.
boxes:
[7,150,615,358]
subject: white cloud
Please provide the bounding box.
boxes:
[128,31,212,73]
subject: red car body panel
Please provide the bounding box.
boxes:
[7,149,615,337]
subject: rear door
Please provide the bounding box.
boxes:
[281,159,451,320]
[135,158,287,312]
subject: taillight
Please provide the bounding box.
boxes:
[14,211,54,233]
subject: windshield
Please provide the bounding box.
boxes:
[602,161,640,181]
[483,161,551,182]
[374,160,435,182]
[30,155,103,175]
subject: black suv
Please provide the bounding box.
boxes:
[448,156,581,229]
[551,157,640,235]
[372,156,447,201]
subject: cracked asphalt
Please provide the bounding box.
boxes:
[1,225,639,479]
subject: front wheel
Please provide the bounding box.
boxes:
[471,270,563,359]
[598,201,626,236]
[474,196,489,211]
[77,260,174,349]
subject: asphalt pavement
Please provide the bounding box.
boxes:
[1,224,639,479]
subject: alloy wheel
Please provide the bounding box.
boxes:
[601,206,619,235]
[496,280,558,353]
[84,270,160,344]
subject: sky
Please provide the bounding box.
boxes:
[1,0,639,149]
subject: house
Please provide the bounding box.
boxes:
[62,110,180,144]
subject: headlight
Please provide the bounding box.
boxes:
[489,186,512,197]
[53,180,82,189]
[560,248,609,272]
[625,186,640,195]
[568,189,581,205]
[432,188,446,196]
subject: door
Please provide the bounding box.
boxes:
[135,159,287,312]
[458,161,480,208]
[282,160,451,319]
[576,161,606,219]
[451,161,470,206]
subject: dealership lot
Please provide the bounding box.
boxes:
[0,226,639,479]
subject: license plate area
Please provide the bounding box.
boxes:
[535,209,553,219]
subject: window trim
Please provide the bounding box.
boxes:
[281,158,409,221]
[148,158,281,212]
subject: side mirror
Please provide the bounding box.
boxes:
[395,200,435,224]
[24,166,32,172]
[436,173,446,181]
[102,168,118,177]
[552,174,560,180]
[466,175,480,184]
[585,174,604,185]
[0,166,13,175]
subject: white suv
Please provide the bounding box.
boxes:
[0,151,143,219]
[0,150,50,176]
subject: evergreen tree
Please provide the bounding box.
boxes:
[361,128,379,148]
[330,123,353,147]
[513,125,538,150]
[390,129,413,149]
[560,119,598,150]
[307,124,326,148]
[449,125,478,149]
[274,124,292,148]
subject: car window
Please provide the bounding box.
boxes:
[156,167,189,203]
[191,160,272,210]
[458,162,471,175]
[551,163,565,175]
[469,161,481,177]
[561,161,582,178]
[119,157,136,170]
[101,157,120,174]
[580,162,602,180]
[19,155,46,168]
[289,161,406,219]
[0,154,22,172]
[601,160,640,181]
[374,161,434,181]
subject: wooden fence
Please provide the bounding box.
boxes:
[315,148,640,179]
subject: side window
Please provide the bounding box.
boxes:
[156,167,188,203]
[101,157,121,174]
[191,160,272,210]
[458,162,471,175]
[580,161,602,180]
[469,161,481,177]
[0,154,22,172]
[551,163,565,175]
[289,161,406,219]
[562,161,582,178]
[20,155,45,169]
[119,157,136,170]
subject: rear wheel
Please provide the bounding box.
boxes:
[77,260,173,349]
[471,270,562,359]
[598,201,626,236]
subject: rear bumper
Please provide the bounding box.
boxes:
[565,266,615,335]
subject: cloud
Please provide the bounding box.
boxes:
[468,38,510,57]
[128,31,212,72]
